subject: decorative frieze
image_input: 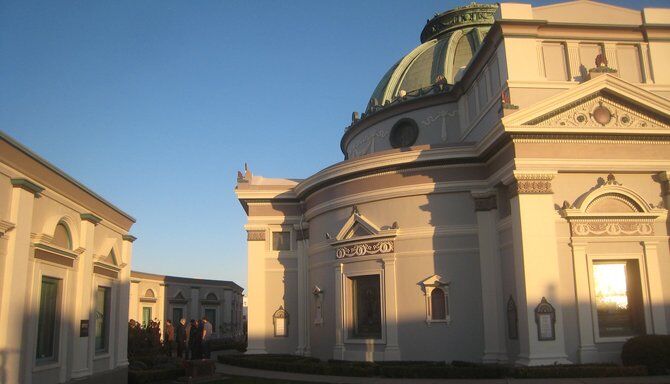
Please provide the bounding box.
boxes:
[335,240,394,259]
[508,174,554,197]
[570,220,654,237]
[247,230,266,241]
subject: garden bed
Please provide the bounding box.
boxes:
[217,354,648,379]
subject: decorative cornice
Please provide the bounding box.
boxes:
[0,220,15,237]
[122,234,137,243]
[11,178,44,196]
[508,173,554,197]
[247,230,266,241]
[80,213,102,225]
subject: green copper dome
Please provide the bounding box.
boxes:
[365,3,498,114]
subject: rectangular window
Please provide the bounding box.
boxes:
[272,231,291,251]
[36,277,60,362]
[593,260,645,338]
[351,275,382,339]
[205,308,217,331]
[172,307,183,325]
[142,307,152,327]
[542,42,568,81]
[95,286,111,353]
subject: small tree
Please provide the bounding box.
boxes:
[128,319,162,358]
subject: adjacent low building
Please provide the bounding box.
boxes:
[129,271,244,339]
[0,131,137,384]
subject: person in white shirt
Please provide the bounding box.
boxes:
[201,317,213,358]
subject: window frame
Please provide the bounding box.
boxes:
[35,276,62,365]
[31,262,68,373]
[94,283,113,356]
[343,270,386,343]
[588,253,651,343]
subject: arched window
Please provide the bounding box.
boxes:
[430,287,447,320]
[206,293,218,301]
[53,222,72,250]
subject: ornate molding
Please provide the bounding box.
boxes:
[421,3,498,43]
[570,219,654,237]
[247,230,266,241]
[524,93,667,130]
[509,174,554,197]
[122,234,137,243]
[335,240,394,259]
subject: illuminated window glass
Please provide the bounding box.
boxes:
[593,260,645,338]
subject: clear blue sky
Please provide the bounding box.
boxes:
[0,0,662,290]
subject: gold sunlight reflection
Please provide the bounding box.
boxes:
[594,263,628,310]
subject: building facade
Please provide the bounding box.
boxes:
[129,271,244,339]
[237,1,670,365]
[0,131,137,383]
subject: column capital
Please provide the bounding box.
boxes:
[507,172,555,197]
[247,230,266,241]
[80,213,102,225]
[0,220,15,237]
[122,234,137,243]
[472,191,498,212]
[11,178,44,196]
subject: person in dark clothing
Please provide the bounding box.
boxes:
[188,319,202,359]
[164,320,175,356]
[176,318,187,359]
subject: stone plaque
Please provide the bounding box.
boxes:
[534,297,556,341]
[80,320,89,337]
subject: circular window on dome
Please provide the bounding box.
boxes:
[389,118,419,149]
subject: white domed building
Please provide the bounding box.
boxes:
[236,0,670,365]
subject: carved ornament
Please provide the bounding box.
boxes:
[336,240,394,259]
[421,3,498,43]
[509,174,554,197]
[525,94,666,130]
[247,230,266,241]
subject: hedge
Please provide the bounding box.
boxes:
[128,367,185,384]
[622,335,670,375]
[218,354,648,379]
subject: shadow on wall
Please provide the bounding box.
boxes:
[1,277,125,383]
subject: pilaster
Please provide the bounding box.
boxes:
[569,241,598,363]
[566,42,581,81]
[641,241,667,334]
[246,228,267,354]
[295,224,310,356]
[0,179,41,384]
[383,258,401,360]
[507,172,570,366]
[333,263,345,360]
[71,214,97,378]
[472,191,507,363]
[117,235,134,367]
[190,286,200,323]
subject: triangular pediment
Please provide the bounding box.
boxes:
[335,207,381,241]
[503,75,670,134]
[533,1,642,26]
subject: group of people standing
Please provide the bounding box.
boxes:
[163,317,213,359]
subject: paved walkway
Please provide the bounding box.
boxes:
[215,362,670,384]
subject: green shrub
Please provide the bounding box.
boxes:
[622,335,670,375]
